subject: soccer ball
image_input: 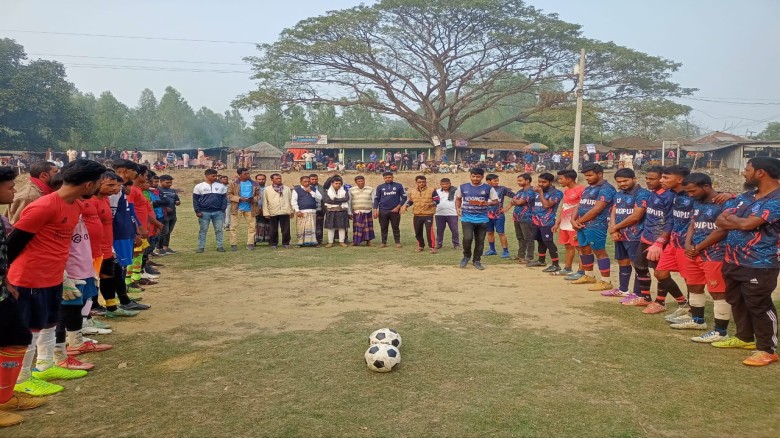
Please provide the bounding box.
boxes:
[368,328,402,348]
[364,344,401,373]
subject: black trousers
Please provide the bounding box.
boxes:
[413,215,434,249]
[315,211,324,244]
[269,215,291,247]
[462,222,488,262]
[723,263,779,354]
[378,210,401,244]
[99,259,132,309]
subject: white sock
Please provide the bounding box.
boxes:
[17,332,40,382]
[66,330,84,348]
[54,342,67,363]
[34,327,56,371]
[714,300,732,320]
[82,299,93,318]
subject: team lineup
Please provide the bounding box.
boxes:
[0,156,778,427]
[195,158,780,368]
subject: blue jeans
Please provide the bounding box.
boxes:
[198,211,224,249]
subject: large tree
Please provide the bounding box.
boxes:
[239,0,693,150]
[0,38,76,150]
[757,122,780,141]
[158,86,195,148]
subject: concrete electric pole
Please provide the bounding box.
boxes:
[571,48,586,173]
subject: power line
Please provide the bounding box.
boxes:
[680,97,780,106]
[63,62,252,74]
[30,53,247,66]
[0,29,257,45]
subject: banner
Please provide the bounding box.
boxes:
[586,144,596,154]
[455,139,469,148]
[444,139,453,149]
[291,135,328,145]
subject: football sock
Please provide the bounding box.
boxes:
[689,293,706,323]
[580,253,595,274]
[634,266,652,301]
[618,265,632,292]
[489,242,496,252]
[656,277,682,305]
[17,332,39,383]
[0,346,26,404]
[34,328,56,372]
[714,300,731,334]
[548,244,559,266]
[597,257,611,280]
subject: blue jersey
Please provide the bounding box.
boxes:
[670,191,695,248]
[109,190,137,241]
[458,183,497,224]
[725,189,780,268]
[512,188,535,223]
[691,199,734,262]
[614,186,651,241]
[578,181,616,229]
[488,186,514,215]
[640,188,675,243]
[531,188,562,227]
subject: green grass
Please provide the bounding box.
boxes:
[5,177,779,437]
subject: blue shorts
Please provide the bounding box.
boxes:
[61,278,98,306]
[14,285,62,330]
[114,239,134,267]
[615,240,640,261]
[486,214,506,234]
[577,228,607,251]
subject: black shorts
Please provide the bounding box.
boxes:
[633,241,657,270]
[531,225,555,242]
[13,285,62,330]
[100,257,116,277]
[0,295,33,346]
[615,241,640,262]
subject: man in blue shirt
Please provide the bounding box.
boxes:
[456,168,498,270]
[571,163,617,291]
[226,168,261,251]
[511,173,535,263]
[372,172,407,248]
[714,157,780,366]
[602,169,650,298]
[526,173,563,271]
[483,174,514,259]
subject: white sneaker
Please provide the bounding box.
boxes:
[691,330,728,343]
[82,326,113,335]
[670,320,708,330]
[82,336,98,344]
[665,306,690,322]
[141,272,159,280]
[667,314,693,325]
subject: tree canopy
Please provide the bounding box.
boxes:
[0,38,76,150]
[238,0,695,144]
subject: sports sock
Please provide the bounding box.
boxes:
[17,332,39,383]
[34,327,56,371]
[489,242,496,252]
[656,277,682,305]
[633,274,641,295]
[82,300,93,327]
[713,300,731,334]
[597,257,611,280]
[618,265,632,292]
[0,346,26,404]
[689,293,706,323]
[580,253,595,273]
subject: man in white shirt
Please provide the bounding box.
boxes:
[435,178,460,249]
[552,153,561,170]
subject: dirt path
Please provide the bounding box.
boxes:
[122,262,618,339]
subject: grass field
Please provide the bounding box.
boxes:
[4,169,779,438]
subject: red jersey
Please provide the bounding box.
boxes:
[96,197,114,258]
[8,193,82,288]
[127,186,150,230]
[79,198,103,259]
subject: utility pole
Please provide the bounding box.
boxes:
[572,48,586,173]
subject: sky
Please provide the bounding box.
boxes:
[2,0,779,136]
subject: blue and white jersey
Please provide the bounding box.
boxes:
[457,183,498,224]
